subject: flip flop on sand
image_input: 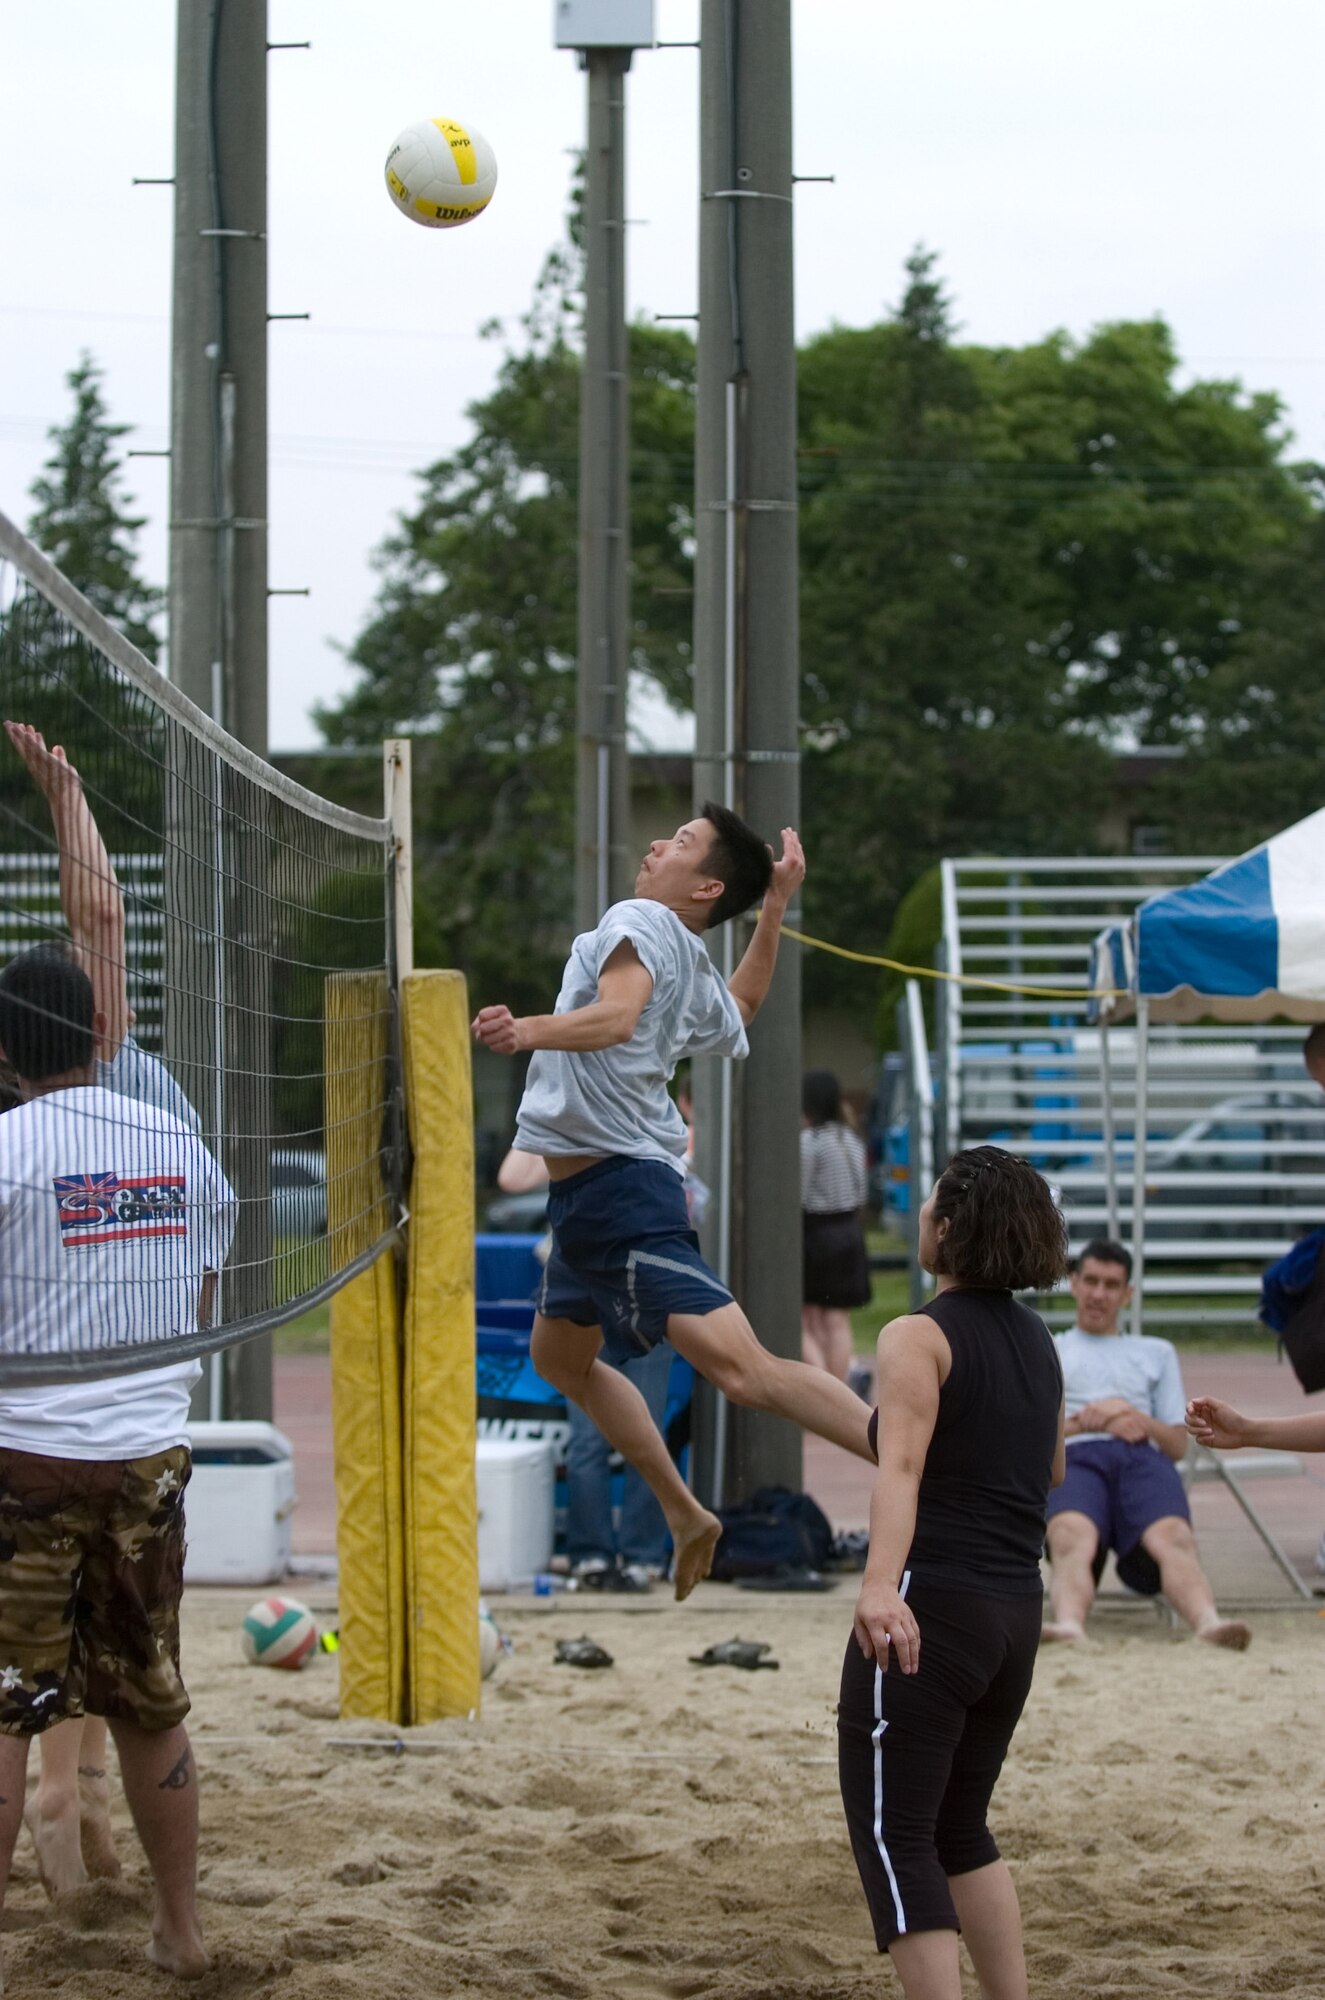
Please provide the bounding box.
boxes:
[554,1636,615,1669]
[688,1639,779,1671]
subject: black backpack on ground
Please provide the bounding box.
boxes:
[710,1486,835,1580]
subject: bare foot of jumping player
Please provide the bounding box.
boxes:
[672,1507,723,1602]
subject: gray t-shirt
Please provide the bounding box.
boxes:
[1054,1325,1186,1445]
[515,899,748,1175]
[99,1035,201,1136]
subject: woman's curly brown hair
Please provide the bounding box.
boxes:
[929,1145,1068,1292]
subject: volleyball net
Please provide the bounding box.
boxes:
[0,506,406,1384]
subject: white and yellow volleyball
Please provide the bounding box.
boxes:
[385,117,497,229]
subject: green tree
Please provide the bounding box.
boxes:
[796,252,1315,1012]
[26,353,163,661]
[1,355,165,861]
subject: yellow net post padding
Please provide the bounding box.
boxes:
[326,970,407,1723]
[401,970,480,1720]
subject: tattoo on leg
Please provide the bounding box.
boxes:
[158,1746,192,1792]
[78,1765,107,1780]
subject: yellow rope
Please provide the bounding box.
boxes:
[778,923,1124,1003]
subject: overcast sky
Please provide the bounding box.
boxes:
[2,0,1322,750]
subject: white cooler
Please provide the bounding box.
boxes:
[476,1436,555,1591]
[184,1421,297,1585]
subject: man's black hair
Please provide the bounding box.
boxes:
[1074,1237,1133,1281]
[0,945,96,1083]
[698,801,773,930]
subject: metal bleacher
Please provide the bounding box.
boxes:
[919,856,1325,1329]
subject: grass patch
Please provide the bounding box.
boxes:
[273,1300,330,1354]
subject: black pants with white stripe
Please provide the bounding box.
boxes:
[837,1580,1042,1947]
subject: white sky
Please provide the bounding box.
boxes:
[2,0,1322,751]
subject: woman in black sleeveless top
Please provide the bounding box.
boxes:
[837,1146,1066,2000]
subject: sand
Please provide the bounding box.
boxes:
[3,1585,1324,2000]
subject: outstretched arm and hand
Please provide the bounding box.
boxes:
[472,940,654,1057]
[726,828,805,1027]
[1186,1397,1325,1455]
[4,722,128,1058]
[852,1313,944,1676]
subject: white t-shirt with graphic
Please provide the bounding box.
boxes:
[516,899,748,1175]
[1054,1324,1187,1447]
[0,1085,237,1459]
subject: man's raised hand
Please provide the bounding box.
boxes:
[471,1005,523,1056]
[4,722,81,804]
[766,826,806,907]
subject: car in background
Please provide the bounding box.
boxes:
[1147,1088,1325,1212]
[271,1148,327,1238]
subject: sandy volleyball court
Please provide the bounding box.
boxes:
[3,1586,1323,1999]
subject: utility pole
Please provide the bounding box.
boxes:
[556,1,655,930]
[168,0,272,1421]
[692,0,802,1502]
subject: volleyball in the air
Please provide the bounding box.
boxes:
[385,117,497,229]
[479,1607,502,1680]
[240,1595,319,1670]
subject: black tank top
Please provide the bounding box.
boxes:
[867,1288,1063,1597]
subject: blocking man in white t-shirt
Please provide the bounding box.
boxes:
[473,804,874,1599]
[4,718,204,1896]
[0,945,237,1981]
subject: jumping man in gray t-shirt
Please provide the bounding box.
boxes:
[472,802,874,1598]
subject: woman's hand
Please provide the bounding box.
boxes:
[853,1577,921,1674]
[1186,1397,1252,1450]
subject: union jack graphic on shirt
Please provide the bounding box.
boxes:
[52,1171,188,1248]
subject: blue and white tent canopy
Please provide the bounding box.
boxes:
[1093,806,1325,1024]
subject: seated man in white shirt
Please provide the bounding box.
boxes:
[1042,1239,1250,1651]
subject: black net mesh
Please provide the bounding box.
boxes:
[0,520,402,1385]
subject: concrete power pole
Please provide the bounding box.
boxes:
[692,0,802,1501]
[169,0,272,1421]
[557,3,655,930]
[575,48,634,931]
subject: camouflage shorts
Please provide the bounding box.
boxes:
[0,1445,192,1737]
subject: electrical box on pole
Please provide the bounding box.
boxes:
[555,0,654,49]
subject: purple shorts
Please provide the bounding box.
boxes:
[1046,1437,1189,1557]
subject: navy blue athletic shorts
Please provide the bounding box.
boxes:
[1045,1437,1189,1557]
[538,1156,733,1362]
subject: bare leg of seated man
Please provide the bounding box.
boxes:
[532,1317,723,1601]
[1041,1511,1098,1643]
[1140,1515,1251,1650]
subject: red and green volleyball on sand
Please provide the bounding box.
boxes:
[240,1595,319,1670]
